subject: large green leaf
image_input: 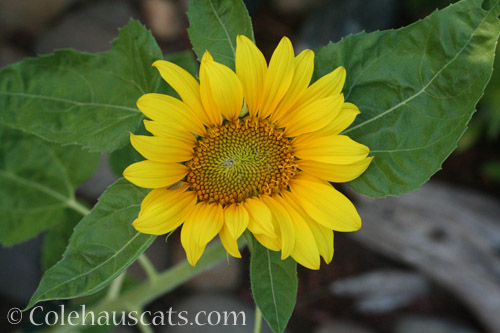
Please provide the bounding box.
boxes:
[26,179,155,309]
[250,236,297,333]
[0,125,99,246]
[313,0,500,197]
[187,0,254,69]
[0,20,162,152]
[109,51,199,176]
[41,209,81,272]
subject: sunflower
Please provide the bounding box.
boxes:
[123,35,372,269]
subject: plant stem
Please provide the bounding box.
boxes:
[244,232,263,333]
[253,305,263,333]
[136,321,154,333]
[66,198,90,216]
[137,254,158,281]
[90,238,247,313]
[243,230,254,253]
[105,271,126,301]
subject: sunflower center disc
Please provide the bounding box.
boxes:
[186,117,297,205]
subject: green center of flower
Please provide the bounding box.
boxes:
[186,117,297,205]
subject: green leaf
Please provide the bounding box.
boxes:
[108,122,146,177]
[0,125,99,246]
[0,20,162,152]
[250,236,297,333]
[313,0,500,197]
[187,0,254,69]
[41,209,81,272]
[25,179,155,310]
[109,51,199,176]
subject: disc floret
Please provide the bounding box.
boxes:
[186,116,297,205]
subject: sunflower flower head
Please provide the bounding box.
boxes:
[123,35,373,269]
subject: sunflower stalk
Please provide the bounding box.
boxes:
[93,240,245,319]
[137,254,159,282]
[253,306,263,333]
[244,231,263,333]
[105,271,126,302]
[66,198,90,216]
[47,241,243,332]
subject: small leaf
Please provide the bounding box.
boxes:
[0,125,99,246]
[25,179,155,310]
[250,236,297,333]
[187,0,254,69]
[0,20,162,152]
[313,0,500,197]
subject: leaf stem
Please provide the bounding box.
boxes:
[253,305,263,333]
[128,307,154,333]
[137,254,158,281]
[245,233,263,333]
[105,271,126,301]
[136,321,154,333]
[90,238,247,312]
[243,230,254,253]
[66,198,90,216]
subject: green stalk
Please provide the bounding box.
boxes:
[243,232,263,333]
[50,239,247,332]
[137,254,159,281]
[66,198,90,216]
[105,271,126,301]
[91,238,246,312]
[253,306,263,333]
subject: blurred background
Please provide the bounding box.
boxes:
[1,0,499,332]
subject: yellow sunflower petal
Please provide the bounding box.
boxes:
[200,58,244,121]
[289,175,361,231]
[275,195,320,269]
[133,188,196,235]
[307,220,334,264]
[259,36,295,119]
[325,102,361,135]
[282,94,344,137]
[294,134,369,164]
[199,51,224,126]
[298,156,374,183]
[137,93,205,136]
[219,225,242,258]
[282,191,334,264]
[224,203,249,239]
[185,202,224,246]
[130,133,193,163]
[123,160,187,189]
[143,120,197,145]
[180,219,208,266]
[254,233,281,251]
[152,60,210,125]
[293,66,346,110]
[236,35,267,118]
[137,183,188,215]
[271,49,315,122]
[243,197,277,237]
[261,195,295,259]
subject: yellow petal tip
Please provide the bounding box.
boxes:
[152,60,167,68]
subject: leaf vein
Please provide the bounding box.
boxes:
[343,8,490,134]
[208,0,236,57]
[0,91,139,113]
